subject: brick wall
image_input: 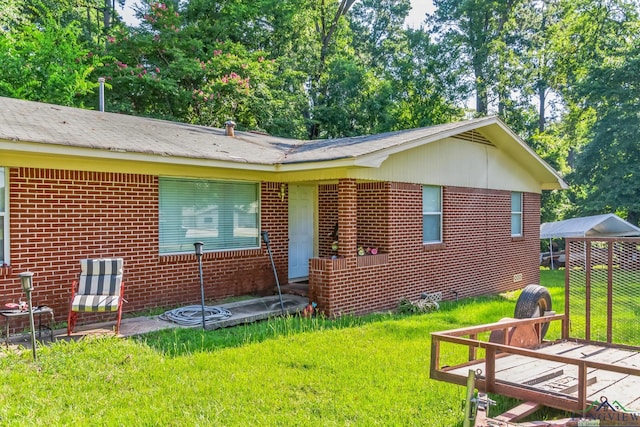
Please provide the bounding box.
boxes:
[0,168,286,331]
[319,181,393,258]
[311,182,540,316]
[357,182,390,254]
[1,166,542,328]
[318,184,338,258]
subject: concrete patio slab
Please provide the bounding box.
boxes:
[2,294,309,353]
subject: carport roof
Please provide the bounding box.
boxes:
[540,213,640,239]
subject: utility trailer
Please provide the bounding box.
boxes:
[431,237,640,426]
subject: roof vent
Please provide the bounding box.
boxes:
[225,120,236,137]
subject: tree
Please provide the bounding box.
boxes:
[388,28,465,129]
[97,1,310,136]
[428,0,521,115]
[571,39,640,224]
[349,0,411,69]
[113,0,461,139]
[0,0,25,28]
[545,0,640,223]
[0,10,103,107]
[186,42,309,137]
[15,0,121,41]
[312,56,394,136]
[96,1,203,119]
[493,0,567,134]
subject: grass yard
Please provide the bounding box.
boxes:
[1,271,565,426]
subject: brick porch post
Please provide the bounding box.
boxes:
[337,178,357,259]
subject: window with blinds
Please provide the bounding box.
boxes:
[159,178,260,254]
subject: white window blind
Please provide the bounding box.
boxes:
[159,178,260,254]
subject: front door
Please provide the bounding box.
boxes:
[288,185,315,280]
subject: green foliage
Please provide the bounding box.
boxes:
[95,2,197,119]
[566,2,640,224]
[345,0,463,133]
[0,10,102,107]
[0,0,25,28]
[349,0,412,68]
[429,0,521,116]
[185,42,309,137]
[94,1,310,136]
[314,56,391,137]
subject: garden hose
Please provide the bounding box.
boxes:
[159,305,232,326]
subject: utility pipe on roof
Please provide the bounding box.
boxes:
[225,120,236,137]
[98,77,105,112]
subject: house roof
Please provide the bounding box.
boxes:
[0,96,566,188]
[540,214,640,239]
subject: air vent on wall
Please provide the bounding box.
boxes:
[452,130,494,146]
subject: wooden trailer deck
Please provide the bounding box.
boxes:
[431,238,640,425]
[430,315,640,424]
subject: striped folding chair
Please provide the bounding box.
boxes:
[67,258,125,336]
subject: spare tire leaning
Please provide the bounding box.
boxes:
[514,284,552,339]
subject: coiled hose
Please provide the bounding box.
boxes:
[159,305,232,326]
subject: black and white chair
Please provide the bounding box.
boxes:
[67,258,125,336]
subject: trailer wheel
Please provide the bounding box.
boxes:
[514,284,552,339]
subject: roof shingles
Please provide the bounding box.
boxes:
[0,96,487,165]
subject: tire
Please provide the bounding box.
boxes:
[514,284,552,339]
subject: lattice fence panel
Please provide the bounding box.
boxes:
[567,238,640,346]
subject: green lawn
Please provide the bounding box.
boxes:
[0,271,565,426]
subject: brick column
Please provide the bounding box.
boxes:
[337,178,357,259]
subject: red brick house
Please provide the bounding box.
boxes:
[0,97,566,328]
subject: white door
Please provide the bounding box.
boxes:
[288,185,315,279]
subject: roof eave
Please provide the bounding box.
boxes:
[479,118,569,191]
[541,181,570,191]
[0,140,277,172]
[276,157,359,171]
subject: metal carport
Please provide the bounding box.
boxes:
[540,213,640,268]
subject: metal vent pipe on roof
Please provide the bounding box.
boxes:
[98,77,105,112]
[225,120,236,137]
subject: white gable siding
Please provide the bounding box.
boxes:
[350,137,542,193]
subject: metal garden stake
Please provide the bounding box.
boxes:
[193,242,206,330]
[261,231,285,315]
[18,272,37,360]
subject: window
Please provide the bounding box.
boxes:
[0,168,7,264]
[159,178,260,254]
[511,192,523,237]
[423,186,442,243]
